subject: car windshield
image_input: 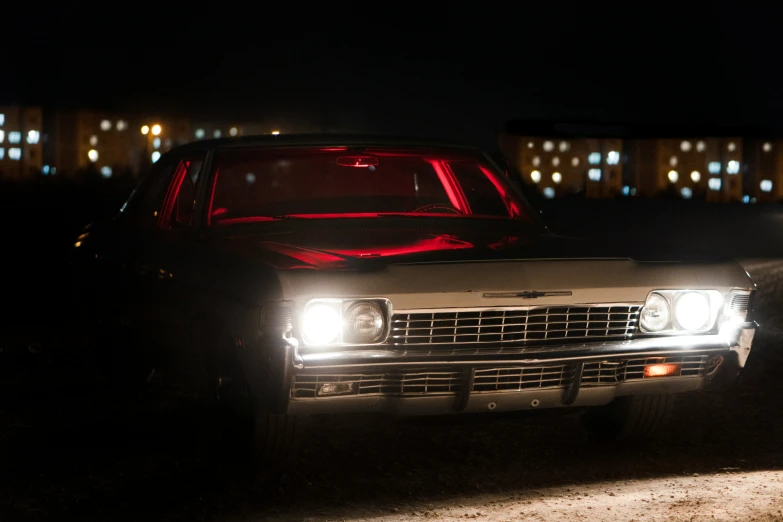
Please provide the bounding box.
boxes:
[206,146,533,226]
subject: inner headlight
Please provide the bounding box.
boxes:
[673,291,711,330]
[640,293,670,332]
[344,301,385,344]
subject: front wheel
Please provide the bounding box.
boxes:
[581,394,677,441]
[221,397,305,472]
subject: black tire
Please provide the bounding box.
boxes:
[581,394,676,441]
[221,398,305,474]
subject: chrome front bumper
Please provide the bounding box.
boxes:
[284,322,756,416]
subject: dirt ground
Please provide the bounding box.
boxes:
[2,259,783,522]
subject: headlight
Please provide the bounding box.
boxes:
[344,301,385,344]
[673,292,710,330]
[640,293,670,332]
[639,290,722,334]
[300,298,390,346]
[302,302,342,345]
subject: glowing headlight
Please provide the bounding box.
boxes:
[673,291,711,331]
[300,298,390,346]
[302,302,342,345]
[640,293,670,332]
[344,301,385,344]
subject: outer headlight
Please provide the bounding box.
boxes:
[302,301,342,345]
[673,291,710,330]
[639,290,723,334]
[300,298,390,346]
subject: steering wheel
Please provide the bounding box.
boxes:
[411,203,463,214]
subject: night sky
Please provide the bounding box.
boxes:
[4,3,782,148]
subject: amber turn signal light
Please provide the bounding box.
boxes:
[644,363,682,378]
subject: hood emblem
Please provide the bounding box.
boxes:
[483,290,573,299]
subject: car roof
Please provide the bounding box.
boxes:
[168,133,481,155]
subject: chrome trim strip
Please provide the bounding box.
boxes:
[392,302,644,314]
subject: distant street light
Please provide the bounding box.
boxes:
[272,130,280,135]
[141,125,149,135]
[151,124,162,136]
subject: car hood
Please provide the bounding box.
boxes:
[197,219,751,308]
[208,219,611,271]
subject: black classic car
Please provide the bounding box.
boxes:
[71,134,756,465]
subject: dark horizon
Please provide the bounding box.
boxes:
[4,3,783,147]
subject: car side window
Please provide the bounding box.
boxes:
[158,155,206,230]
[119,156,182,228]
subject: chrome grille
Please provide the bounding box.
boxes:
[292,355,711,399]
[391,305,641,347]
[473,365,574,392]
[581,354,708,386]
[292,371,462,398]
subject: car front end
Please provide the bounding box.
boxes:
[244,258,756,418]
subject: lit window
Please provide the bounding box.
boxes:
[760,180,773,192]
[100,166,112,178]
[8,131,21,143]
[89,135,98,146]
[551,156,560,167]
[530,170,542,183]
[668,170,678,183]
[229,127,238,136]
[0,148,4,159]
[763,142,772,152]
[100,120,111,131]
[588,152,601,165]
[543,141,554,152]
[8,147,21,160]
[708,178,722,191]
[552,172,562,184]
[195,128,205,139]
[246,172,256,184]
[708,161,721,174]
[606,151,620,165]
[543,187,555,199]
[116,120,127,131]
[622,186,630,196]
[558,141,569,152]
[532,156,541,167]
[87,149,98,162]
[213,129,221,138]
[669,156,678,167]
[742,195,750,203]
[696,141,706,152]
[151,124,161,136]
[0,113,4,126]
[727,141,736,152]
[571,157,579,167]
[526,141,534,149]
[690,171,701,182]
[588,168,601,181]
[42,165,50,175]
[26,130,39,144]
[151,151,161,163]
[680,141,692,152]
[0,130,3,143]
[153,137,161,149]
[680,187,692,199]
[727,160,740,174]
